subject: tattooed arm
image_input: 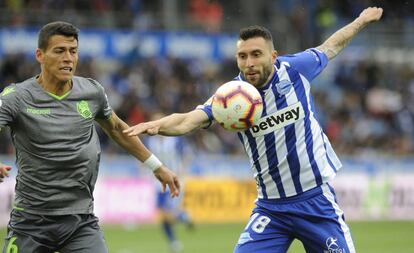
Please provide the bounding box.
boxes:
[317,7,383,60]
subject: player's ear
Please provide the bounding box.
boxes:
[35,48,44,64]
[271,50,278,63]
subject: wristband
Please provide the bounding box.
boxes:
[143,154,163,171]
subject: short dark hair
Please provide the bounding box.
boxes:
[239,25,273,42]
[38,21,79,50]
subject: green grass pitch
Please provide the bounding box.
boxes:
[1,221,413,252]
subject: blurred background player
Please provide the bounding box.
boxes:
[145,112,194,253]
[124,7,383,253]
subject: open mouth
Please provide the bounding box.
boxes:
[60,67,73,73]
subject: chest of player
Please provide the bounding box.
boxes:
[17,96,98,142]
[250,79,309,137]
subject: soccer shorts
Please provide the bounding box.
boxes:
[2,210,108,253]
[234,183,356,253]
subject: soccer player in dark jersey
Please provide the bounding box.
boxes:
[0,21,180,253]
[124,7,383,253]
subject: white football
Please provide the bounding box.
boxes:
[212,80,263,132]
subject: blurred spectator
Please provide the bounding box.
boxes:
[0,0,412,30]
[189,0,223,33]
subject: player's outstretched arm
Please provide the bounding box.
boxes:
[123,109,210,137]
[317,6,383,60]
[0,163,12,183]
[96,112,180,197]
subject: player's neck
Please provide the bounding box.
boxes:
[36,74,73,96]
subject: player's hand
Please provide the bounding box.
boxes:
[153,165,181,198]
[358,7,383,24]
[0,164,12,183]
[123,121,160,136]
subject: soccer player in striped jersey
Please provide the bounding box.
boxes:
[124,7,383,253]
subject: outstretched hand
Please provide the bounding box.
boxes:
[358,7,383,24]
[153,166,181,198]
[0,164,12,183]
[123,121,160,136]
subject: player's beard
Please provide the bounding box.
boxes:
[250,65,273,88]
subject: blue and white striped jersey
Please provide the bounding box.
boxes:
[198,48,342,199]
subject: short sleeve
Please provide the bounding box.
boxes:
[0,84,19,129]
[195,96,214,128]
[89,79,112,120]
[278,48,328,81]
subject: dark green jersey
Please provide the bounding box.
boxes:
[0,76,112,215]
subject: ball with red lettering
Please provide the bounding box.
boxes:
[212,80,263,132]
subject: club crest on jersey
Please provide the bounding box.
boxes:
[77,100,92,119]
[250,102,304,137]
[275,80,293,95]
